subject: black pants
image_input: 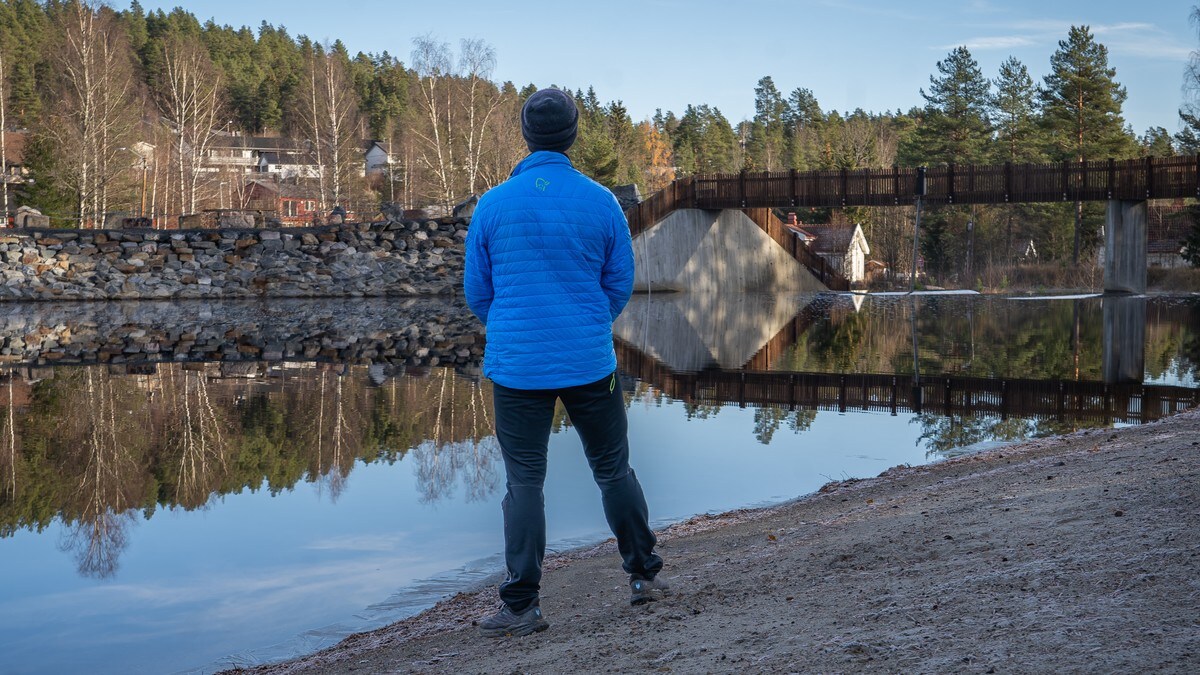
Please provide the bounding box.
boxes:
[492,372,663,612]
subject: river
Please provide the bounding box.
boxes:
[0,292,1196,674]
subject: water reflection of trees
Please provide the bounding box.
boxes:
[56,369,146,578]
[753,406,817,445]
[915,413,1109,458]
[412,368,499,503]
[775,297,1200,382]
[0,363,501,576]
[161,368,232,506]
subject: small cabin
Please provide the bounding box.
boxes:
[801,223,872,284]
[245,180,322,226]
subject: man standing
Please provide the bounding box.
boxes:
[464,88,667,638]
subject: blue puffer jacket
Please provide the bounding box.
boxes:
[464,151,634,390]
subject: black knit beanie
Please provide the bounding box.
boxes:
[521,88,579,153]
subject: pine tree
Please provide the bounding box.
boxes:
[748,76,786,171]
[571,114,618,186]
[1039,25,1135,263]
[1183,203,1200,268]
[990,57,1043,163]
[1139,127,1175,157]
[784,87,823,170]
[1039,26,1132,162]
[900,46,991,165]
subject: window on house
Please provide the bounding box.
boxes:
[285,201,297,217]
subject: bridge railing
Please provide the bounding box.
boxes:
[684,155,1198,209]
[616,337,1200,425]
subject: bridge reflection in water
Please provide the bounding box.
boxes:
[614,292,1200,426]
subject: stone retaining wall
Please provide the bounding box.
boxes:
[0,217,469,301]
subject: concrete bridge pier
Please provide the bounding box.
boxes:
[1102,295,1146,384]
[1104,200,1147,294]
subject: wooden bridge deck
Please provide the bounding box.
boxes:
[615,339,1200,426]
[626,155,1198,237]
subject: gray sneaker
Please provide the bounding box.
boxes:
[477,603,549,638]
[630,575,671,606]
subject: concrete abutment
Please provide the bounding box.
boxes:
[1104,199,1147,294]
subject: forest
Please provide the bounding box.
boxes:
[1,1,1198,283]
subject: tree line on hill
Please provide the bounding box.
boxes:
[0,1,1197,278]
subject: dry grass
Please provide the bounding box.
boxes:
[869,263,1200,294]
[1148,266,1200,292]
[976,262,1102,293]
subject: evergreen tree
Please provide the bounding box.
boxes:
[0,0,49,125]
[1039,26,1134,263]
[1039,25,1132,162]
[747,76,786,171]
[900,46,991,166]
[673,104,738,174]
[990,56,1043,163]
[1183,208,1200,268]
[1139,127,1175,157]
[571,114,618,186]
[784,87,824,170]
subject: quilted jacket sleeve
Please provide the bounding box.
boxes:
[601,207,634,321]
[463,216,493,324]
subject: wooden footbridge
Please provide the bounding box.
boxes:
[623,155,1199,293]
[615,338,1200,426]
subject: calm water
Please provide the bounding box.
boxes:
[0,293,1197,675]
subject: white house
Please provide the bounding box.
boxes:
[257,151,321,180]
[803,224,872,284]
[364,140,392,176]
[204,135,303,174]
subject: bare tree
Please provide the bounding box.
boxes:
[294,43,362,213]
[1,47,9,222]
[478,89,527,188]
[410,35,456,207]
[1,376,19,500]
[46,1,138,227]
[458,38,504,196]
[155,32,224,216]
[163,369,230,506]
[58,369,142,578]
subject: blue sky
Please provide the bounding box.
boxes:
[139,0,1196,137]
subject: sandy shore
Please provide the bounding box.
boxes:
[234,406,1200,674]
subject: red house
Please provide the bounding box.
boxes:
[245,179,322,226]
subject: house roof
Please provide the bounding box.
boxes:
[260,151,316,166]
[212,135,304,151]
[247,179,321,199]
[784,223,816,240]
[1148,239,1184,255]
[1,130,28,166]
[364,139,390,153]
[804,225,859,255]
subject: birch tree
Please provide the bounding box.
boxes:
[458,38,503,196]
[410,34,455,206]
[296,41,361,212]
[155,31,223,216]
[1,47,8,221]
[47,1,139,227]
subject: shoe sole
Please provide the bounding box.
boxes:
[479,619,549,638]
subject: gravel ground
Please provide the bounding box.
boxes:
[233,406,1200,674]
